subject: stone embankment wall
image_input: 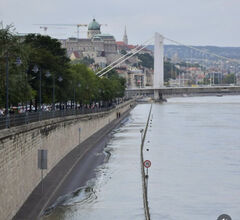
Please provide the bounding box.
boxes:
[0,100,134,220]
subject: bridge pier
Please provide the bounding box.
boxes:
[154,90,166,102]
[153,32,164,89]
[153,32,164,101]
[154,89,160,100]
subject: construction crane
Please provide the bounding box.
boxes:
[75,24,88,39]
[35,22,107,39]
[40,26,48,35]
[34,24,88,39]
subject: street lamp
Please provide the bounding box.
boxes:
[45,70,55,111]
[58,76,63,82]
[57,76,63,110]
[5,56,22,128]
[15,57,22,66]
[5,52,9,128]
[72,82,81,110]
[140,128,144,143]
[76,83,81,109]
[32,65,42,111]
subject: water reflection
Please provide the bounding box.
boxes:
[147,95,240,220]
[41,104,149,220]
[42,96,240,220]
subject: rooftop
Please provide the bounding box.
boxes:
[88,19,100,30]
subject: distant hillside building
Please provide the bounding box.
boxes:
[123,26,128,45]
[116,26,137,52]
[60,19,117,67]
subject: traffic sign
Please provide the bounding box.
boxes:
[143,160,151,168]
[217,214,231,220]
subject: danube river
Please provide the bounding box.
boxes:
[42,95,240,220]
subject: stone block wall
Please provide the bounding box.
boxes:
[0,101,133,220]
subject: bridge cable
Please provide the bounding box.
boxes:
[163,36,240,64]
[96,37,154,76]
[99,39,154,78]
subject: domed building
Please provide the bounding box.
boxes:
[87,19,101,38]
[60,18,118,68]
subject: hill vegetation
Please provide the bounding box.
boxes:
[0,25,126,110]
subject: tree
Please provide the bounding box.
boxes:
[70,64,99,104]
[223,74,235,84]
[164,60,180,82]
[0,25,34,108]
[71,56,94,66]
[120,49,127,55]
[105,69,126,98]
[23,34,71,107]
[137,53,154,69]
[0,26,126,111]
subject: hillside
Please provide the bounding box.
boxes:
[147,45,240,60]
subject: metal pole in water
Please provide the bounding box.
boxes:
[146,168,149,195]
[140,104,152,220]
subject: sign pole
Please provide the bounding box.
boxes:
[79,128,81,144]
[38,149,48,194]
[41,169,43,193]
[143,160,151,197]
[146,167,149,194]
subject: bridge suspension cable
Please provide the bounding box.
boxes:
[97,37,154,77]
[163,36,240,64]
[96,37,153,76]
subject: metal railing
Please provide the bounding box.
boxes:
[0,106,115,130]
[140,104,152,220]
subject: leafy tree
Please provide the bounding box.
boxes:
[70,64,99,104]
[71,56,94,66]
[223,73,235,84]
[0,25,126,111]
[70,65,126,106]
[23,34,71,108]
[0,25,34,108]
[137,53,154,69]
[120,49,127,55]
[105,69,126,98]
[164,60,180,82]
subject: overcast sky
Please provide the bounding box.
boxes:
[1,0,240,47]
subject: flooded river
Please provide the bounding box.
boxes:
[42,95,240,220]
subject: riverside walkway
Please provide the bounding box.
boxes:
[13,103,135,220]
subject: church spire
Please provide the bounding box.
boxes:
[123,25,128,45]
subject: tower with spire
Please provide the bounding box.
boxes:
[123,25,128,45]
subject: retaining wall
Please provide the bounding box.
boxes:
[0,100,134,220]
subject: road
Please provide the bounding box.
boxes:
[13,108,133,220]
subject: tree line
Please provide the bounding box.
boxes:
[0,25,126,112]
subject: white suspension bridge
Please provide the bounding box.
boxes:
[96,33,240,100]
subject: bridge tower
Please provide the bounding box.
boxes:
[153,32,164,100]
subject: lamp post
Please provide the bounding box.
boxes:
[5,52,9,128]
[71,81,75,110]
[32,65,42,111]
[5,55,22,128]
[57,76,63,110]
[45,70,56,111]
[140,128,144,143]
[76,83,81,109]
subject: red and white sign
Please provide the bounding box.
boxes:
[143,160,151,168]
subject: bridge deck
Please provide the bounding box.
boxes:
[126,86,240,97]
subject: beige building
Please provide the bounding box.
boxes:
[60,20,154,88]
[60,19,117,67]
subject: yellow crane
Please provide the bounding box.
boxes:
[35,23,88,38]
[35,22,107,38]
